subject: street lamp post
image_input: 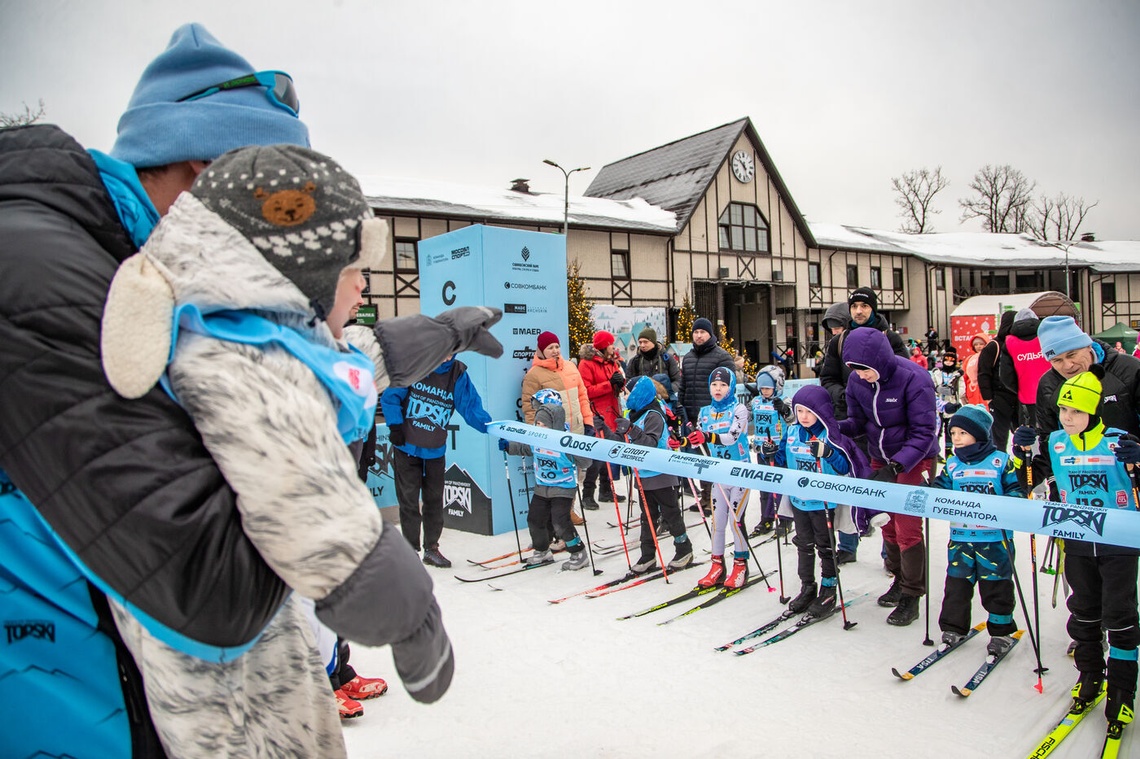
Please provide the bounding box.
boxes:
[543,159,590,236]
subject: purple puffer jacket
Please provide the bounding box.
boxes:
[839,328,938,472]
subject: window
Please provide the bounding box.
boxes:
[611,250,630,280]
[394,239,418,273]
[1102,281,1117,304]
[982,273,1010,292]
[870,266,882,290]
[846,264,858,288]
[808,262,821,286]
[935,267,945,290]
[893,267,904,291]
[717,203,769,253]
[1016,271,1042,290]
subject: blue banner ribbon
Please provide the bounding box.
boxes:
[488,421,1140,550]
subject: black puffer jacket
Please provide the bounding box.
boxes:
[680,340,735,423]
[0,125,287,646]
[998,313,1040,407]
[977,309,1017,418]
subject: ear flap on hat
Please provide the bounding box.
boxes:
[101,253,176,399]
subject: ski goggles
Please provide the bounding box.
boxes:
[177,70,299,116]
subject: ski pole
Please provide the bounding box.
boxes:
[923,516,934,646]
[629,455,670,584]
[757,443,789,602]
[811,438,855,630]
[1003,531,1047,689]
[1024,444,1044,672]
[574,479,603,576]
[712,479,771,588]
[597,427,632,571]
[502,449,524,560]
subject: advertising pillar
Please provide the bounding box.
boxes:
[417,225,568,535]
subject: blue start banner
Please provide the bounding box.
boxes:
[487,421,1140,550]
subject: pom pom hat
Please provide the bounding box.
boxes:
[111,23,310,167]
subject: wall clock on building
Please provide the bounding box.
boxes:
[731,150,754,183]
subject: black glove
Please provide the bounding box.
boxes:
[760,440,779,461]
[771,397,791,420]
[1114,434,1140,465]
[583,424,595,437]
[872,461,903,483]
[609,372,626,392]
[1012,425,1037,450]
[943,402,960,415]
[498,438,510,452]
[613,418,631,436]
[743,382,760,400]
[389,425,406,447]
[810,439,832,459]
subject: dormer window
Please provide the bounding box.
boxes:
[718,203,769,254]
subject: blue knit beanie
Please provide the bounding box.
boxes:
[949,404,993,444]
[111,23,310,167]
[1037,316,1092,360]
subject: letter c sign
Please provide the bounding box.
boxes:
[443,280,456,306]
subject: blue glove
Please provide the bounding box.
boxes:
[583,424,595,437]
[497,438,510,452]
[1114,435,1140,465]
[1012,426,1037,450]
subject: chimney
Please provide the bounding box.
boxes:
[1080,232,1096,242]
[510,178,531,193]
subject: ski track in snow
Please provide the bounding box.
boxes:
[342,518,1118,758]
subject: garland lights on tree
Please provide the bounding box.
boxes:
[718,324,758,378]
[567,259,595,358]
[676,291,695,342]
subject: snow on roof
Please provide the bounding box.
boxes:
[810,223,1140,272]
[356,175,677,234]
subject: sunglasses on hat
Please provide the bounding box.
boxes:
[177,70,299,116]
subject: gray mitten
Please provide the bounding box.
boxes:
[373,307,503,387]
[391,597,455,703]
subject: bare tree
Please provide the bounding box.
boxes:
[891,166,949,233]
[0,99,46,127]
[958,164,1036,233]
[1026,192,1099,242]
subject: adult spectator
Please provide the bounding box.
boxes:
[820,287,907,420]
[0,26,500,756]
[840,329,938,627]
[521,331,592,433]
[977,310,1018,451]
[925,326,939,353]
[1019,316,1140,483]
[578,330,626,508]
[680,317,736,512]
[627,326,681,396]
[999,309,1051,429]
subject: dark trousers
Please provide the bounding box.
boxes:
[939,541,1016,637]
[638,486,685,560]
[329,637,357,691]
[990,402,1014,452]
[1066,554,1140,696]
[394,448,445,552]
[585,459,621,495]
[526,493,578,552]
[792,507,836,582]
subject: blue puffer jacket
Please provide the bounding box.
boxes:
[839,328,938,472]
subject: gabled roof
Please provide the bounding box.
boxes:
[584,118,817,246]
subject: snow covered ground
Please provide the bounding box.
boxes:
[342,514,1122,759]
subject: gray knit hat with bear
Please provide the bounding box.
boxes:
[191,144,373,317]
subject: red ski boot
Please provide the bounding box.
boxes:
[697,556,725,588]
[723,556,749,589]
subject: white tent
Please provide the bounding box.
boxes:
[948,291,1077,355]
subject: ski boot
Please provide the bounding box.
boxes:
[986,635,1015,657]
[340,674,388,700]
[335,689,364,719]
[525,549,553,566]
[749,519,775,539]
[723,556,749,589]
[697,556,726,588]
[808,579,837,617]
[580,485,600,510]
[631,553,658,574]
[788,581,817,613]
[562,549,589,571]
[941,630,966,647]
[668,538,694,569]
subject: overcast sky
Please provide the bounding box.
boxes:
[3,0,1138,240]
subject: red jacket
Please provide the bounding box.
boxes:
[578,350,623,431]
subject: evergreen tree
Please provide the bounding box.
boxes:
[676,291,695,342]
[718,324,758,378]
[567,259,595,358]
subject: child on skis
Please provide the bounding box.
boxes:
[608,376,694,574]
[686,367,752,588]
[499,389,591,571]
[932,346,963,461]
[765,384,865,617]
[748,364,794,539]
[929,405,1025,656]
[1047,367,1140,732]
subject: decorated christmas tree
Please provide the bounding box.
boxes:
[676,291,695,342]
[718,324,758,378]
[567,259,595,358]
